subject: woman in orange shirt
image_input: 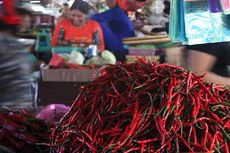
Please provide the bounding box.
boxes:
[51,0,105,52]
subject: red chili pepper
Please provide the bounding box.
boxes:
[136,138,158,144]
[177,105,185,117]
[96,112,103,125]
[188,125,193,144]
[197,79,219,103]
[216,123,230,142]
[174,132,180,153]
[209,132,219,151]
[186,71,192,94]
[186,117,217,126]
[128,83,134,97]
[224,140,229,153]
[189,142,204,150]
[206,108,225,125]
[175,132,194,152]
[115,101,141,150]
[126,101,140,135]
[110,81,120,96]
[81,130,93,142]
[202,121,209,150]
[60,146,65,153]
[99,128,121,136]
[191,93,200,119]
[140,144,145,153]
[124,147,140,153]
[75,136,96,152]
[67,111,80,126]
[154,137,172,152]
[155,116,167,145]
[167,76,174,103]
[102,137,116,152]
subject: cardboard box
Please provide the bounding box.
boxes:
[41,68,99,82]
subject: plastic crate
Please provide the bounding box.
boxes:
[51,46,84,54]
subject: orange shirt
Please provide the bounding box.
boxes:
[51,19,105,51]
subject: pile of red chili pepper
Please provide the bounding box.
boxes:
[51,59,230,153]
[0,108,53,153]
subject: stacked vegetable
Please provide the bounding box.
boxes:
[51,59,230,153]
[0,108,52,153]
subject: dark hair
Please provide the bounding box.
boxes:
[70,0,90,14]
[63,3,69,7]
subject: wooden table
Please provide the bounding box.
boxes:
[123,35,171,45]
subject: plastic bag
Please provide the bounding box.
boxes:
[49,54,65,68]
[36,104,70,123]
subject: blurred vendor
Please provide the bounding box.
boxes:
[51,0,105,51]
[0,0,32,106]
[90,0,135,62]
[183,43,230,88]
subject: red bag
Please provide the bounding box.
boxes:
[117,0,146,12]
[49,54,65,68]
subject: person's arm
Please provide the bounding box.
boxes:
[95,22,105,51]
[188,50,230,88]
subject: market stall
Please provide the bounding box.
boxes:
[0,0,230,152]
[34,0,173,107]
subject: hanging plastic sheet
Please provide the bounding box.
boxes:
[169,0,230,45]
[169,0,186,42]
[169,0,180,41]
[179,0,186,42]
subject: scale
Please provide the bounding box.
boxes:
[35,29,52,52]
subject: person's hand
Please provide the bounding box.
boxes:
[185,50,230,88]
[133,19,144,29]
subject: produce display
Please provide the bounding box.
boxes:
[49,50,116,69]
[0,108,53,153]
[51,59,230,152]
